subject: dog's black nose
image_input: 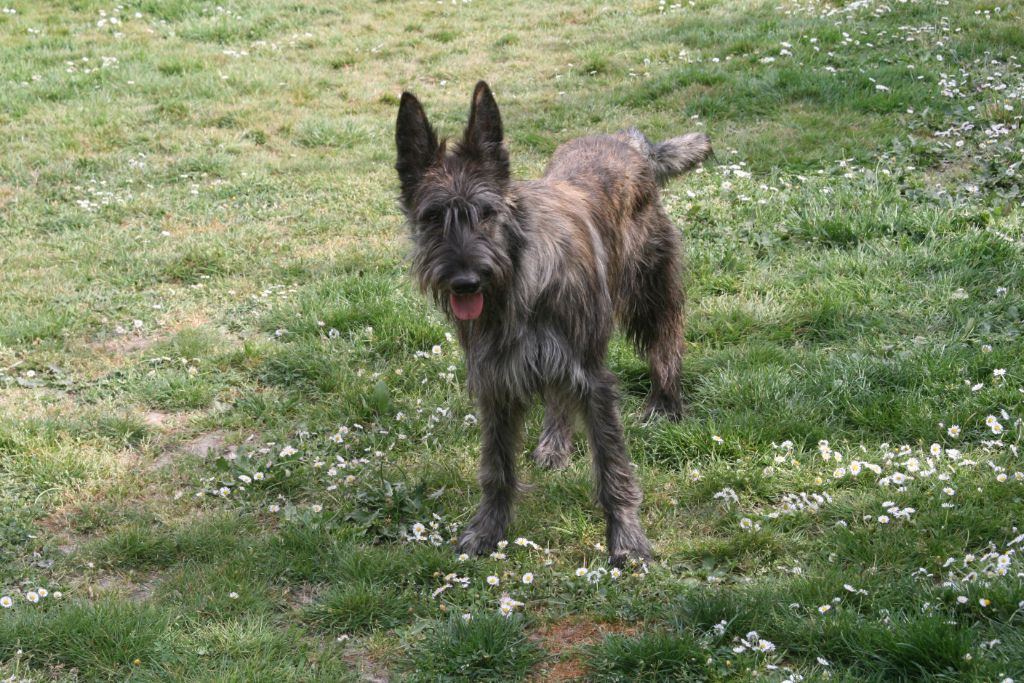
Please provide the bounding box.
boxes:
[450,274,481,295]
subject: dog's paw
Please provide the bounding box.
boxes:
[530,443,570,470]
[455,527,502,557]
[607,519,653,567]
[609,550,652,569]
[641,393,685,423]
[608,538,653,568]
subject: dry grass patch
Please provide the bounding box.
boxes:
[529,618,641,682]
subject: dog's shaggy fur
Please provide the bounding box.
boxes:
[395,81,711,564]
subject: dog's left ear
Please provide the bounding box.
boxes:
[463,81,509,176]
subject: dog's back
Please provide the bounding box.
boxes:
[524,131,708,329]
[545,129,710,191]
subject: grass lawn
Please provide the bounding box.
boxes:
[2,0,1023,680]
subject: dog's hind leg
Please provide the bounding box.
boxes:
[624,215,686,421]
[531,386,575,469]
[583,368,653,566]
[456,396,526,556]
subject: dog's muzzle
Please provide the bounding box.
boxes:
[449,273,484,320]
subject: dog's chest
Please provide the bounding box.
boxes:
[462,324,587,401]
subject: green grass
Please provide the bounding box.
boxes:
[401,613,544,682]
[2,0,1024,680]
[585,630,710,682]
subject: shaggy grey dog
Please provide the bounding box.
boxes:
[395,81,711,564]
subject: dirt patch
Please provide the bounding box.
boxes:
[144,411,171,427]
[528,618,641,682]
[184,431,229,457]
[342,647,390,683]
[0,183,17,208]
[93,331,161,356]
[87,571,159,602]
[284,583,322,609]
[86,315,214,376]
[142,410,202,432]
[149,430,231,470]
[77,332,165,380]
[37,503,90,556]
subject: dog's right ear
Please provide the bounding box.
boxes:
[395,92,439,208]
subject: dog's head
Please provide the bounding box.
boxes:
[395,81,515,322]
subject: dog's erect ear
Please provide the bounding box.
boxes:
[463,82,508,176]
[465,81,503,148]
[395,91,439,207]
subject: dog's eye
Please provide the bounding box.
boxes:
[422,207,445,227]
[477,206,496,222]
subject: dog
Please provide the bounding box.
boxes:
[394,81,711,564]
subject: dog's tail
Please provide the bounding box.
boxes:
[620,128,713,186]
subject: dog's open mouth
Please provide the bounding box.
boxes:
[450,292,484,321]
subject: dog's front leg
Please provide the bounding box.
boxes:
[584,369,654,566]
[456,395,526,556]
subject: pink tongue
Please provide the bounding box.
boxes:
[450,292,484,320]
